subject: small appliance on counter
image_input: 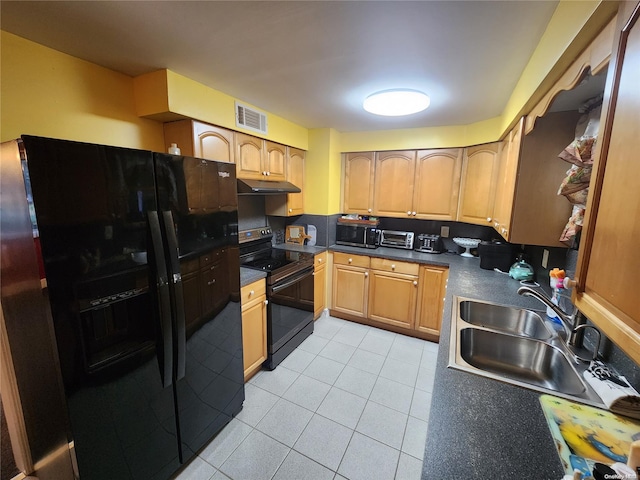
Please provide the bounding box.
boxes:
[336,218,380,249]
[414,234,444,253]
[452,237,481,257]
[379,230,415,250]
[509,254,535,281]
[477,240,517,271]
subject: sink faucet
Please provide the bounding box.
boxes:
[517,286,601,361]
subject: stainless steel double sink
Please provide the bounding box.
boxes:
[448,296,604,407]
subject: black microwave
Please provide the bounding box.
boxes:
[335,224,380,249]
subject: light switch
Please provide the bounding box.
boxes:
[440,226,450,238]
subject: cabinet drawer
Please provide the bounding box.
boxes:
[333,252,370,268]
[200,248,226,268]
[315,251,328,269]
[370,257,419,275]
[241,280,267,308]
[181,257,200,275]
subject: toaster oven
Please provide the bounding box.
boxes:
[379,230,414,250]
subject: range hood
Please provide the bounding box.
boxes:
[237,178,301,195]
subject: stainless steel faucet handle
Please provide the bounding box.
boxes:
[570,324,602,362]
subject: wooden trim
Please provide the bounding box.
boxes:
[328,309,439,343]
[525,15,618,134]
[0,307,33,476]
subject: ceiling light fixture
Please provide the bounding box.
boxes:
[363,89,430,116]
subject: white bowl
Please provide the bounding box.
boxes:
[453,238,481,257]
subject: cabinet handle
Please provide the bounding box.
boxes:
[348,258,353,263]
[368,208,372,213]
[266,171,270,176]
[412,212,416,216]
[391,264,396,270]
[289,208,292,213]
[318,258,323,263]
[207,279,216,285]
[249,290,254,296]
[262,171,267,176]
[413,280,418,286]
[487,217,492,222]
[364,272,369,277]
[407,211,411,216]
[264,299,269,305]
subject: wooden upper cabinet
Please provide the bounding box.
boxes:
[574,1,640,366]
[343,152,375,214]
[265,147,305,216]
[457,143,501,226]
[264,141,287,181]
[493,118,523,239]
[235,132,265,180]
[373,150,416,217]
[163,120,235,163]
[413,148,463,220]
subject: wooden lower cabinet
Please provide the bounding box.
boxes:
[241,279,267,381]
[332,253,370,318]
[331,252,448,340]
[415,265,449,336]
[313,252,327,319]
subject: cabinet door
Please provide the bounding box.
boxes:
[264,147,305,216]
[332,265,368,318]
[193,122,235,163]
[314,263,326,320]
[343,152,375,214]
[457,143,501,226]
[264,141,287,181]
[574,2,640,365]
[492,120,523,239]
[413,149,463,220]
[415,266,449,337]
[286,147,305,215]
[373,151,416,217]
[368,270,418,329]
[236,133,265,180]
[242,295,267,380]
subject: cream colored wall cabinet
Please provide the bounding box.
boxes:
[265,147,305,216]
[331,253,370,318]
[313,252,327,319]
[343,152,376,214]
[241,279,267,381]
[457,143,501,226]
[163,120,235,163]
[574,1,640,366]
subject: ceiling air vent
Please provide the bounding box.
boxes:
[235,102,268,135]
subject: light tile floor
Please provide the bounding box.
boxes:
[173,315,437,480]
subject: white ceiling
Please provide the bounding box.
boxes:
[1,1,560,132]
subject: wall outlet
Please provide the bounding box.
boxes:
[440,226,450,238]
[542,249,549,269]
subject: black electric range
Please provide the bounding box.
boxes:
[239,227,314,370]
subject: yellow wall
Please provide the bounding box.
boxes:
[134,70,309,151]
[0,31,164,150]
[305,128,342,214]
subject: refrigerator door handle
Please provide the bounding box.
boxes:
[161,210,187,381]
[148,211,173,388]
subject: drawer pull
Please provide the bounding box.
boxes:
[249,290,254,296]
[348,258,353,263]
[391,264,396,270]
[264,300,269,305]
[364,272,369,277]
[413,280,418,286]
[207,279,216,286]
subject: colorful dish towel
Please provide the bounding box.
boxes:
[584,360,640,420]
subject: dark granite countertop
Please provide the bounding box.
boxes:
[273,244,328,255]
[239,267,266,287]
[327,244,566,480]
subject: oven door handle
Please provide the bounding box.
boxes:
[270,266,314,294]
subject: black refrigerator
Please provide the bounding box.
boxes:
[12,135,244,479]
